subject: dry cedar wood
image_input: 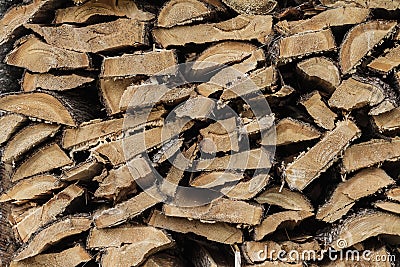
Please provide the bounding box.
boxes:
[0,0,400,266]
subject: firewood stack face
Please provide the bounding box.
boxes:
[0,0,400,266]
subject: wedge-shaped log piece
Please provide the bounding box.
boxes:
[101,50,177,78]
[153,15,273,47]
[6,36,90,73]
[61,158,103,182]
[276,7,369,36]
[320,0,400,10]
[276,29,336,64]
[62,118,123,149]
[55,0,154,24]
[22,72,94,92]
[372,107,400,132]
[14,217,91,261]
[368,45,400,74]
[254,210,313,240]
[316,168,395,223]
[0,92,88,126]
[0,114,25,146]
[94,188,162,228]
[284,120,360,191]
[149,210,243,244]
[374,201,400,214]
[256,187,314,212]
[12,144,73,182]
[222,0,276,14]
[220,173,270,200]
[329,77,385,111]
[26,19,148,53]
[158,0,224,27]
[296,57,340,94]
[369,98,398,116]
[142,253,185,267]
[342,137,400,173]
[340,20,397,74]
[163,198,263,225]
[100,77,138,115]
[3,123,60,162]
[16,184,84,242]
[10,245,91,267]
[387,187,400,202]
[190,172,243,189]
[0,175,64,203]
[276,118,321,146]
[329,211,400,250]
[300,91,337,130]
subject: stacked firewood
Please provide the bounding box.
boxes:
[0,0,400,266]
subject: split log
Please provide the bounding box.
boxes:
[94,188,163,228]
[5,36,90,73]
[275,7,369,36]
[296,57,341,94]
[339,20,397,74]
[220,173,270,200]
[387,187,400,202]
[163,198,263,225]
[100,77,138,115]
[285,120,360,191]
[22,72,94,92]
[328,211,400,250]
[328,77,385,111]
[253,210,314,240]
[157,0,225,28]
[342,137,400,173]
[255,187,314,212]
[222,0,277,14]
[148,210,243,244]
[316,168,395,223]
[62,118,123,150]
[191,172,243,189]
[101,50,177,78]
[12,144,72,182]
[368,45,400,74]
[300,91,337,130]
[26,18,149,53]
[9,245,91,267]
[0,114,26,146]
[153,15,273,47]
[3,123,60,162]
[55,0,155,24]
[320,0,400,10]
[9,203,38,225]
[88,226,173,267]
[372,107,400,132]
[0,174,64,203]
[14,216,91,261]
[61,158,103,182]
[186,241,232,267]
[275,29,336,64]
[142,253,185,267]
[275,118,321,146]
[16,184,85,242]
[374,201,400,214]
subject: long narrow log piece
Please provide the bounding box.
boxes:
[328,77,385,111]
[253,210,314,241]
[342,137,400,173]
[316,168,395,223]
[220,173,270,200]
[3,123,60,162]
[26,19,149,53]
[9,246,91,267]
[5,36,90,73]
[12,144,72,182]
[372,107,400,132]
[368,45,400,74]
[16,184,85,242]
[255,187,314,212]
[101,50,177,78]
[61,158,103,182]
[275,7,369,36]
[55,0,155,24]
[339,20,397,74]
[0,175,64,203]
[276,118,321,146]
[275,29,336,64]
[300,91,338,130]
[163,198,263,225]
[148,210,243,244]
[374,201,400,214]
[22,72,94,92]
[0,114,26,146]
[14,217,91,261]
[153,15,273,47]
[329,211,400,250]
[296,57,341,94]
[284,120,361,191]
